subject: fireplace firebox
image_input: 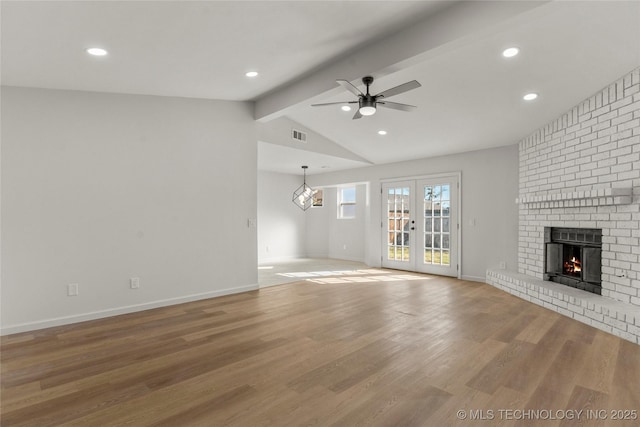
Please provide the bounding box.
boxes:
[544,227,602,295]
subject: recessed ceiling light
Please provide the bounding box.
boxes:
[86,47,108,56]
[523,93,538,101]
[502,47,519,58]
[378,130,387,135]
[341,105,352,111]
[245,71,259,77]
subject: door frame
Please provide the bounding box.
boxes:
[380,172,462,279]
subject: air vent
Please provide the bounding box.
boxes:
[292,129,307,143]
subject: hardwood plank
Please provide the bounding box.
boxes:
[609,338,640,424]
[575,332,620,395]
[1,273,638,426]
[466,339,537,394]
[524,338,592,426]
[501,315,571,395]
[560,385,609,427]
[149,384,257,427]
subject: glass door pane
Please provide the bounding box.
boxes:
[382,181,415,270]
[423,184,450,266]
[416,176,458,277]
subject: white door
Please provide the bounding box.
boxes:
[382,175,459,277]
[415,177,458,276]
[381,181,415,271]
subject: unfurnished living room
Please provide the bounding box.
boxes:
[1,1,639,426]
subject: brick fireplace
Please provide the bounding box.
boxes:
[487,67,640,344]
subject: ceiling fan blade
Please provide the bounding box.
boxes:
[352,109,363,120]
[311,101,357,107]
[337,79,364,97]
[377,101,417,112]
[376,80,421,99]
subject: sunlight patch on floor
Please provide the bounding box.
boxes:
[307,273,428,284]
[277,269,392,278]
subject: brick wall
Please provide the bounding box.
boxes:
[517,67,640,306]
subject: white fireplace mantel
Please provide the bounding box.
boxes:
[516,187,632,208]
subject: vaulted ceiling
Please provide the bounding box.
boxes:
[3,1,639,175]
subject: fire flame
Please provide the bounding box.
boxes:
[564,256,582,274]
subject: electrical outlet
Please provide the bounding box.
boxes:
[130,277,140,289]
[499,261,506,269]
[67,283,79,296]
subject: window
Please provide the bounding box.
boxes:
[338,187,356,219]
[312,189,324,207]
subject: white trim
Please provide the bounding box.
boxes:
[305,251,330,259]
[462,275,485,282]
[258,255,303,264]
[330,255,366,263]
[456,171,462,280]
[259,281,286,289]
[381,172,461,183]
[0,284,258,336]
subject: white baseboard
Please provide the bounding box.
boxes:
[461,275,486,283]
[258,255,302,264]
[1,284,258,336]
[304,252,329,259]
[328,255,366,263]
[258,281,286,289]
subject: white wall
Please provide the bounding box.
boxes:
[327,184,367,262]
[307,145,519,281]
[257,174,368,263]
[304,184,368,263]
[305,187,331,258]
[257,170,306,262]
[1,87,257,334]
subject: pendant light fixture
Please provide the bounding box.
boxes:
[292,165,314,211]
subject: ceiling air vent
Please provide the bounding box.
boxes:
[292,129,307,143]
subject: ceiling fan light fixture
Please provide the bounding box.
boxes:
[311,76,420,120]
[359,98,376,116]
[359,106,376,116]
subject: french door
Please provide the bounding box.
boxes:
[382,174,459,277]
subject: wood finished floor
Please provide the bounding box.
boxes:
[1,273,639,426]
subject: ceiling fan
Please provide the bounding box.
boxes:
[312,76,421,120]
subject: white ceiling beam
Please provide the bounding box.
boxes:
[254,0,550,122]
